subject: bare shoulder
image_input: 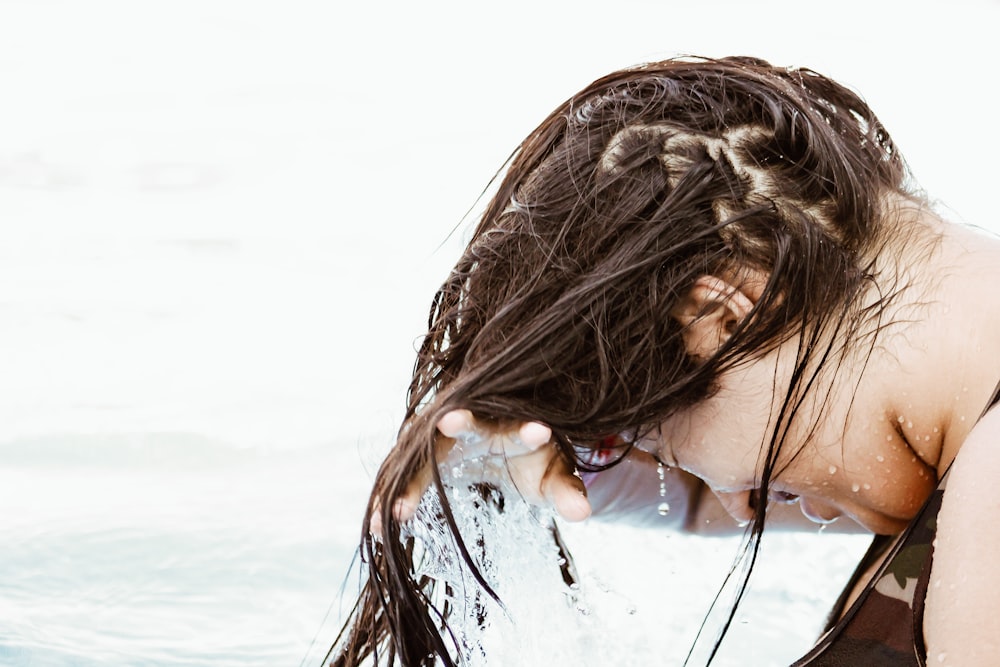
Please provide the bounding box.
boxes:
[923,405,1000,665]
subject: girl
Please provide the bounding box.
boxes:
[333,56,1000,665]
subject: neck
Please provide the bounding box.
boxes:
[861,201,1000,474]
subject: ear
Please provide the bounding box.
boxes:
[671,275,756,359]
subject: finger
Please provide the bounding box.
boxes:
[394,461,433,522]
[504,444,591,521]
[436,409,475,439]
[436,409,495,459]
[542,457,592,522]
[437,409,551,458]
[517,421,552,451]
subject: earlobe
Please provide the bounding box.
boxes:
[672,275,756,359]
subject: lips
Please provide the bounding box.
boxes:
[748,488,800,510]
[769,490,800,504]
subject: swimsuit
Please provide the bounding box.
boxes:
[792,386,1000,666]
[790,483,943,665]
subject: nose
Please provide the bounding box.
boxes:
[712,489,755,525]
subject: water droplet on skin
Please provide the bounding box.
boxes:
[933,427,940,433]
[937,651,947,663]
[828,465,837,474]
[898,415,905,423]
[907,421,913,429]
[933,578,942,588]
[863,483,871,490]
[876,455,885,462]
[886,435,893,441]
[924,435,931,441]
[851,483,860,493]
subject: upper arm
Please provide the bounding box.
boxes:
[924,405,1000,664]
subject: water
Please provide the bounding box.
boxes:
[0,438,356,666]
[330,468,871,666]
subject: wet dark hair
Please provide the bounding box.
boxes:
[330,55,910,666]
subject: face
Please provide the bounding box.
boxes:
[640,347,928,535]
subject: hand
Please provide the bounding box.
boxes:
[372,410,592,533]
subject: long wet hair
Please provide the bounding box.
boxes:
[330,56,910,666]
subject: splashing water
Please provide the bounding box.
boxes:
[393,469,629,666]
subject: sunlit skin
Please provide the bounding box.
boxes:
[390,206,1000,665]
